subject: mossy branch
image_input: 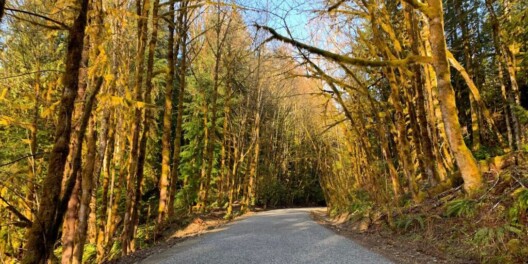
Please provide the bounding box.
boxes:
[255,24,431,67]
[401,0,431,15]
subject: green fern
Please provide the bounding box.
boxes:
[445,199,477,217]
[509,188,528,222]
[503,223,523,235]
[515,189,528,211]
[473,223,524,249]
[395,214,425,231]
[512,105,528,125]
[473,226,505,249]
[82,244,97,263]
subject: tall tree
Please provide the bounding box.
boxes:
[23,0,90,262]
[158,0,176,224]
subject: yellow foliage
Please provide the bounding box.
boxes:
[41,101,61,118]
[0,115,33,130]
[104,74,115,83]
[135,101,146,109]
[0,117,8,126]
[0,88,8,100]
[107,95,126,107]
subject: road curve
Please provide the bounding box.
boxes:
[141,208,392,264]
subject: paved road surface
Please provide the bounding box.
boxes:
[141,208,392,264]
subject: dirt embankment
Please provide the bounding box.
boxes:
[105,210,254,264]
[312,155,528,264]
[311,209,473,264]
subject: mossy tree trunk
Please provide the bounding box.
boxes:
[425,0,482,193]
[22,1,90,262]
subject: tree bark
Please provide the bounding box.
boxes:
[134,0,159,244]
[61,173,81,264]
[122,0,149,254]
[22,1,90,263]
[72,117,98,264]
[0,0,5,22]
[246,51,263,209]
[426,0,482,193]
[158,0,175,225]
[26,67,40,221]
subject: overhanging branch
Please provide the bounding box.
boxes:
[255,24,431,67]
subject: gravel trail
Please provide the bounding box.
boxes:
[141,208,392,264]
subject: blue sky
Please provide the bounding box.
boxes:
[236,0,324,41]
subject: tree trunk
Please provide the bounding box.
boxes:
[96,29,118,261]
[26,67,40,221]
[246,52,263,209]
[217,78,231,206]
[485,0,522,150]
[61,29,91,264]
[103,116,126,258]
[122,0,149,254]
[405,5,439,185]
[61,174,81,264]
[158,0,175,224]
[446,52,505,147]
[199,39,222,213]
[72,117,97,264]
[95,111,114,261]
[426,0,482,193]
[469,97,480,150]
[0,0,5,22]
[134,0,159,240]
[168,2,189,218]
[498,61,513,149]
[22,1,89,262]
[422,25,451,181]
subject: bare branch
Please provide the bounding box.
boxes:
[320,118,348,135]
[9,14,65,30]
[0,70,63,80]
[328,0,348,12]
[0,195,33,228]
[5,7,70,30]
[0,152,48,168]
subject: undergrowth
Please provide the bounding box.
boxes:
[332,160,528,263]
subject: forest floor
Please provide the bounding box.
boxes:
[105,207,256,264]
[312,209,473,264]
